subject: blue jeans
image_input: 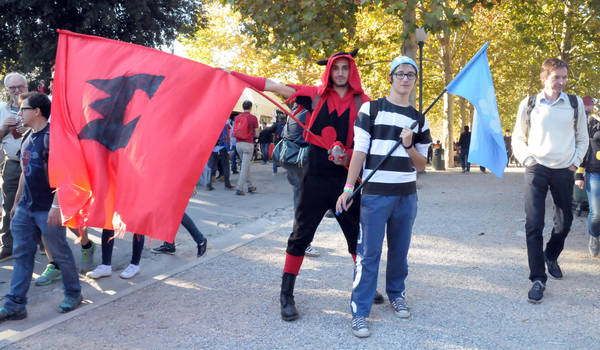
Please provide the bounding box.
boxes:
[260,143,269,163]
[585,171,600,238]
[283,164,304,213]
[351,193,417,317]
[4,206,81,312]
[230,147,239,172]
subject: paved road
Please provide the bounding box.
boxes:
[0,164,598,349]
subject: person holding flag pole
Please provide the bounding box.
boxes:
[336,56,431,338]
[335,44,506,336]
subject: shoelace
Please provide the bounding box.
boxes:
[352,317,367,330]
[391,298,408,311]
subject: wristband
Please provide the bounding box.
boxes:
[51,204,60,209]
[343,184,354,194]
[403,144,413,150]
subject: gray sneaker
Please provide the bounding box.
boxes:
[35,264,62,286]
[79,241,96,273]
[351,316,370,338]
[589,236,600,257]
[391,296,411,318]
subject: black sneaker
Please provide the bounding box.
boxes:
[527,280,545,304]
[0,250,12,262]
[207,184,215,191]
[197,238,207,257]
[544,254,563,279]
[373,290,384,304]
[236,190,245,196]
[152,243,176,255]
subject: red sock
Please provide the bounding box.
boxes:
[283,253,304,275]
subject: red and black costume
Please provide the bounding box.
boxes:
[231,51,370,321]
[283,53,368,265]
[283,53,369,321]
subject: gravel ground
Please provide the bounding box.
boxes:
[3,167,599,350]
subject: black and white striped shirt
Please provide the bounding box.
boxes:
[354,98,432,196]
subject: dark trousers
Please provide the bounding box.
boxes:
[230,147,239,172]
[101,229,144,266]
[286,173,360,256]
[460,152,470,172]
[524,164,574,283]
[163,213,205,247]
[208,148,231,187]
[0,160,21,252]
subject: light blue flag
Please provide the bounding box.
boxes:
[446,42,507,178]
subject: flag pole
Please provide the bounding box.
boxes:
[340,89,447,212]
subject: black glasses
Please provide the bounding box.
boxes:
[19,106,34,112]
[392,72,417,80]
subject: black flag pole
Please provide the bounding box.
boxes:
[338,89,447,214]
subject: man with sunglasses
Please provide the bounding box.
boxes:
[0,73,28,261]
[336,56,431,337]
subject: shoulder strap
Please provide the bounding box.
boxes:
[568,94,579,135]
[524,95,536,140]
[311,94,320,112]
[369,98,380,135]
[367,98,380,156]
[354,94,362,112]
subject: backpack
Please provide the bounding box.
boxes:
[524,94,579,139]
[233,113,253,140]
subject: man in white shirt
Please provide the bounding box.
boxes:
[512,58,588,304]
[0,73,28,261]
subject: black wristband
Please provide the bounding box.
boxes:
[403,144,413,150]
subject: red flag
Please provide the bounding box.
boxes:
[49,30,247,242]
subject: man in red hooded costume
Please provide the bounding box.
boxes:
[230,50,384,321]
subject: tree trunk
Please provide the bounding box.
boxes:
[559,0,574,63]
[401,5,417,107]
[459,97,468,130]
[440,32,454,168]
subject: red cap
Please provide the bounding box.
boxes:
[583,96,595,106]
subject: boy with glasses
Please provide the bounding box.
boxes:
[336,56,431,337]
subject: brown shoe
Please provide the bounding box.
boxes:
[236,190,245,196]
[248,186,257,193]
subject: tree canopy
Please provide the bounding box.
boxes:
[0,0,205,81]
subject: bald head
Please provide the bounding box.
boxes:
[4,73,28,105]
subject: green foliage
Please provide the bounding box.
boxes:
[195,0,600,141]
[0,0,205,81]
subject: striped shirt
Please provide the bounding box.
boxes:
[354,98,432,196]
